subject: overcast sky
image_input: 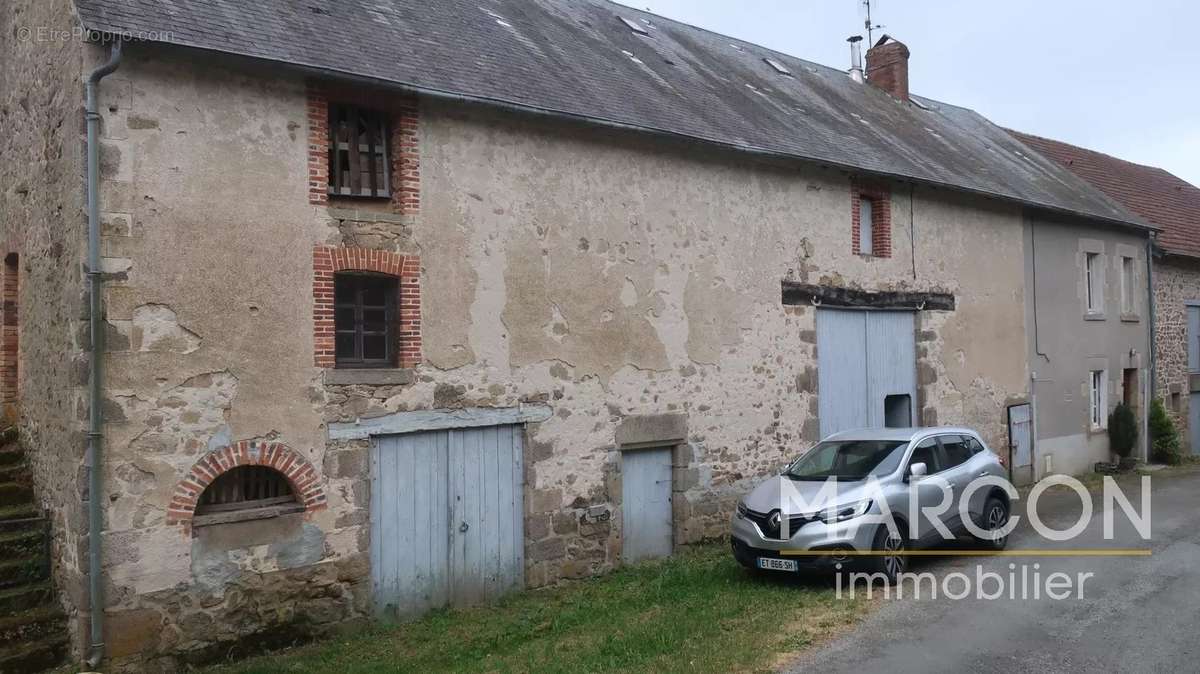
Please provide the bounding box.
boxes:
[615,0,1200,186]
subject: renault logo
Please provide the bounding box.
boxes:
[767,510,781,532]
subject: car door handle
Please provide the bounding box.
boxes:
[978,471,990,478]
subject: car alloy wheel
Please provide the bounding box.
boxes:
[882,532,905,578]
[986,501,1008,546]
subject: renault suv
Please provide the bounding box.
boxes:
[730,427,1012,583]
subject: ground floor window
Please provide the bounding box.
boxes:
[1090,370,1107,430]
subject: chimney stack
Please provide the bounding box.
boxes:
[865,35,910,101]
[847,35,864,83]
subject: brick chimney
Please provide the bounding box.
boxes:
[865,35,910,101]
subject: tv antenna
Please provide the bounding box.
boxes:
[861,0,884,46]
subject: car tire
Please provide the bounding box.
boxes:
[975,496,1010,551]
[868,523,906,584]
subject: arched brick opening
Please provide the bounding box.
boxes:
[1,253,18,413]
[312,246,421,368]
[167,441,327,528]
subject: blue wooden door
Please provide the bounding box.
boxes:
[817,309,916,437]
[621,447,673,562]
[370,425,524,619]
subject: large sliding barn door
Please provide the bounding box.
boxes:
[370,425,524,619]
[817,309,917,437]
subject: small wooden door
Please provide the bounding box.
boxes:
[621,447,673,562]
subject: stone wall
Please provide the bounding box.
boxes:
[76,45,1033,669]
[0,0,91,655]
[1154,255,1200,449]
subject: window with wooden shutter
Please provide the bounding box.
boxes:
[195,466,301,519]
[328,104,390,198]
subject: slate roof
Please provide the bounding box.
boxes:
[1010,131,1200,258]
[73,0,1150,230]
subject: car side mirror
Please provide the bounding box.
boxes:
[907,462,928,481]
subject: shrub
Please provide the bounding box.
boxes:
[1149,398,1185,465]
[1107,402,1138,459]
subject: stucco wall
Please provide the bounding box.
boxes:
[0,0,91,649]
[1154,255,1200,451]
[1022,215,1152,476]
[85,45,1033,668]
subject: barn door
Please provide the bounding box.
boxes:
[621,447,673,562]
[817,309,916,437]
[370,425,523,619]
[1008,403,1033,485]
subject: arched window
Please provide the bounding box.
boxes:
[194,465,302,524]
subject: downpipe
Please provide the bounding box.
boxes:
[84,38,123,669]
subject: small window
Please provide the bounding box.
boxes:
[328,104,390,198]
[335,273,398,368]
[195,466,300,518]
[1120,256,1135,314]
[859,197,874,256]
[1085,253,1103,314]
[764,58,793,76]
[884,394,911,428]
[618,16,648,35]
[939,435,973,468]
[1089,370,1107,429]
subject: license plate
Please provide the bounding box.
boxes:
[757,557,798,572]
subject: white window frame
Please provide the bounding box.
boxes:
[859,197,874,256]
[1120,256,1134,315]
[1085,252,1103,314]
[1089,369,1107,430]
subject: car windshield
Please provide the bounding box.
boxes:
[785,439,908,481]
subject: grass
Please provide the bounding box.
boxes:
[208,544,873,674]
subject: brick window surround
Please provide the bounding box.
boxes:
[307,82,419,213]
[166,441,327,529]
[851,182,893,258]
[313,246,421,368]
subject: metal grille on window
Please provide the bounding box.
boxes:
[328,104,390,197]
[195,466,297,515]
[335,273,398,368]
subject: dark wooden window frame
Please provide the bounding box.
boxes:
[328,103,391,198]
[334,272,399,368]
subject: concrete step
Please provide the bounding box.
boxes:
[0,483,33,508]
[0,557,48,591]
[0,581,53,615]
[0,506,40,536]
[0,462,29,483]
[0,605,66,648]
[0,445,23,468]
[0,634,68,674]
[0,529,42,559]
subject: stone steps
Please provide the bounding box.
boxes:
[0,582,53,615]
[0,635,69,674]
[0,443,23,467]
[0,482,33,508]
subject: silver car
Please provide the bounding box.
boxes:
[730,427,1012,582]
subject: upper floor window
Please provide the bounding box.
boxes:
[1120,256,1135,315]
[858,198,874,256]
[1085,252,1103,314]
[852,184,891,257]
[328,104,391,198]
[335,273,398,368]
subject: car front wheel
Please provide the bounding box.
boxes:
[868,523,906,584]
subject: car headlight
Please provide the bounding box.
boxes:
[816,500,872,524]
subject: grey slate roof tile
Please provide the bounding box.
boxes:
[73,0,1150,229]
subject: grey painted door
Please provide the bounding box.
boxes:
[1190,306,1200,455]
[621,447,673,562]
[370,425,523,619]
[1008,404,1033,484]
[817,309,917,437]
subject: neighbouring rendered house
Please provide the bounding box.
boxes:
[1012,131,1200,455]
[0,0,1156,669]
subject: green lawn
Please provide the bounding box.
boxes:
[210,544,873,674]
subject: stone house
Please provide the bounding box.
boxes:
[0,0,1154,669]
[1013,131,1200,454]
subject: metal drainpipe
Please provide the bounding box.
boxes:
[1146,234,1157,462]
[84,38,123,669]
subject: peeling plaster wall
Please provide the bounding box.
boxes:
[0,0,90,652]
[83,46,1034,668]
[1154,256,1200,450]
